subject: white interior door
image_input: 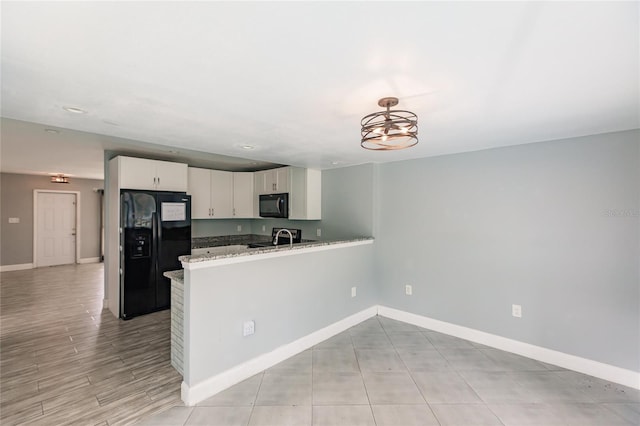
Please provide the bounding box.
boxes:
[36,192,76,267]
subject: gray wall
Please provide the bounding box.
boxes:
[185,242,375,384]
[374,130,639,371]
[0,173,104,266]
[319,163,376,240]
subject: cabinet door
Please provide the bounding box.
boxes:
[188,167,212,219]
[274,167,290,193]
[264,170,276,193]
[254,170,269,195]
[210,170,233,218]
[233,172,255,218]
[155,161,188,192]
[119,157,157,190]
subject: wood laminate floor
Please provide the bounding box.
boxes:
[1,263,183,425]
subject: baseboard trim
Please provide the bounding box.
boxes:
[1,259,101,270]
[181,305,378,405]
[377,305,640,390]
[0,263,33,272]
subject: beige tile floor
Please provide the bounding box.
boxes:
[2,263,639,425]
[140,315,640,426]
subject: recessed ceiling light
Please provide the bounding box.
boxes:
[241,145,255,150]
[44,128,60,134]
[62,106,87,114]
[331,161,341,165]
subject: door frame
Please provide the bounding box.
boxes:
[33,190,81,267]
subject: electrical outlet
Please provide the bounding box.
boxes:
[512,304,522,318]
[351,286,356,297]
[262,225,266,232]
[8,217,20,224]
[317,228,322,237]
[243,320,255,336]
[237,225,242,232]
[405,285,412,296]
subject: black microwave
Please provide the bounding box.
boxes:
[259,193,289,218]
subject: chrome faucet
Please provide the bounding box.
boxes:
[273,228,293,248]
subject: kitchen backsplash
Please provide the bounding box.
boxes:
[192,218,322,240]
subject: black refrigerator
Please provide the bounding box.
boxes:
[120,190,191,320]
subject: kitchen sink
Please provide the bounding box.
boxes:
[247,242,275,249]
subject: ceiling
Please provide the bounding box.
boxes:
[1,1,638,180]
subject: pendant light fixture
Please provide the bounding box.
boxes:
[361,97,418,150]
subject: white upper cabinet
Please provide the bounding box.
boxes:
[210,170,233,218]
[254,166,321,219]
[289,167,322,220]
[118,156,188,191]
[254,167,290,195]
[232,172,255,218]
[188,168,233,219]
[188,167,212,219]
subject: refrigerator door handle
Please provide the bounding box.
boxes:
[152,210,161,309]
[153,211,162,252]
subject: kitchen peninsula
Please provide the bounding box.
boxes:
[167,236,375,405]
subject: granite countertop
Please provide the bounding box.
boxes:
[192,234,269,249]
[181,237,374,264]
[164,269,184,283]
